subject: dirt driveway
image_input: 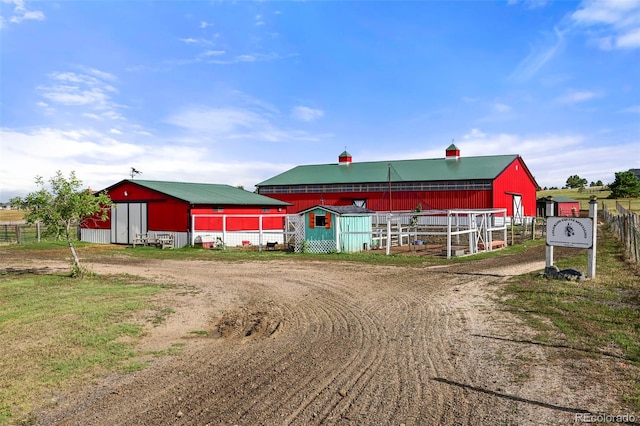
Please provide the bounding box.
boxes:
[26,250,635,425]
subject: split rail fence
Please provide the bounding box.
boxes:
[602,202,640,264]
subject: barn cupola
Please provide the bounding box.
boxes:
[338,150,352,166]
[445,143,460,160]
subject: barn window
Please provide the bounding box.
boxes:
[261,208,270,213]
[315,215,326,227]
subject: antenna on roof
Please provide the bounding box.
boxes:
[130,167,142,179]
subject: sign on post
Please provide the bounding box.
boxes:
[545,198,598,278]
[546,217,593,248]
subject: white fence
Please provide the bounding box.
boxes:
[370,209,509,258]
[81,209,514,257]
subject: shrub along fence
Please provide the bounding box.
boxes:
[602,201,640,264]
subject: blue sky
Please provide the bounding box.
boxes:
[1,0,639,201]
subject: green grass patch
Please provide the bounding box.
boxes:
[0,273,166,424]
[500,225,640,410]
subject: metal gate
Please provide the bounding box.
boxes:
[285,215,305,253]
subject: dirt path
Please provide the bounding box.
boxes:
[25,255,632,425]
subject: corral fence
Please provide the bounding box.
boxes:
[601,201,640,264]
[0,221,51,244]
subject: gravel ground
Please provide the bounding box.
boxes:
[4,245,636,425]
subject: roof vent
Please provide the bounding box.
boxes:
[445,143,460,160]
[338,150,352,165]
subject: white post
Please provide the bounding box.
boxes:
[386,214,391,256]
[190,214,195,246]
[587,197,598,278]
[335,215,341,253]
[258,215,263,251]
[222,215,227,248]
[545,197,555,268]
[467,213,474,254]
[447,211,452,259]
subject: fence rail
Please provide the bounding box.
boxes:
[0,221,45,244]
[602,202,640,264]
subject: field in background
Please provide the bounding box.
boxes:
[537,188,640,213]
[0,210,25,222]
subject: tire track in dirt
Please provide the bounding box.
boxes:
[34,259,535,425]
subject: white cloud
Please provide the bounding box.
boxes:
[556,89,600,104]
[493,103,512,113]
[616,27,640,48]
[165,106,323,143]
[0,126,296,200]
[35,69,124,120]
[166,107,267,134]
[3,0,45,25]
[571,0,640,50]
[200,49,225,57]
[291,106,324,122]
[450,129,634,187]
[510,26,566,82]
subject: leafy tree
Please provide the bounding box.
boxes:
[565,175,588,189]
[11,171,112,276]
[596,180,603,186]
[608,170,640,199]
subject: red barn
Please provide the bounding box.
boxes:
[81,179,290,248]
[256,144,538,220]
[536,196,581,217]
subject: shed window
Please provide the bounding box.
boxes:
[315,215,326,227]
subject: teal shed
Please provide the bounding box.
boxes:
[299,205,374,253]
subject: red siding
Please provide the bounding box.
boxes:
[492,157,537,216]
[269,189,494,214]
[84,181,286,232]
[191,207,284,231]
[265,157,537,215]
[557,202,581,217]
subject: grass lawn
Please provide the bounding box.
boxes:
[500,225,640,410]
[0,272,168,424]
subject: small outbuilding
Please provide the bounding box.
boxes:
[298,205,374,253]
[81,179,290,248]
[536,196,581,217]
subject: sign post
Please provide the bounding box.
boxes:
[587,197,598,278]
[545,196,597,278]
[545,196,554,267]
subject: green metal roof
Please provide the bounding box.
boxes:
[256,155,520,186]
[124,180,290,206]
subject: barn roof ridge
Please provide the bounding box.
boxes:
[110,179,290,206]
[257,154,521,187]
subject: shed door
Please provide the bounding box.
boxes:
[111,203,147,244]
[512,195,523,225]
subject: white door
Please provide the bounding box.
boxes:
[512,195,523,225]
